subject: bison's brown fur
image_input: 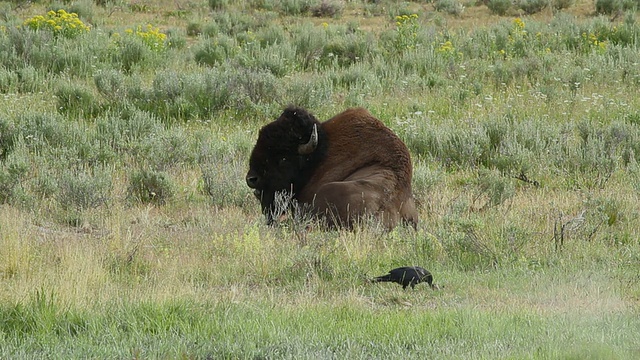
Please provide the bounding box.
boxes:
[246,106,417,229]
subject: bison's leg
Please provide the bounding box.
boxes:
[312,181,377,228]
[311,167,402,229]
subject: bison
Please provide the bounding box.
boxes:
[245,106,418,229]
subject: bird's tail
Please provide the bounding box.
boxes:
[371,275,393,283]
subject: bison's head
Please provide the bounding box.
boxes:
[246,106,326,224]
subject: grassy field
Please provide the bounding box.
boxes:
[1,0,640,358]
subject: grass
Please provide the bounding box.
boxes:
[1,0,640,357]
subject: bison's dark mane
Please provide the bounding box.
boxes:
[252,106,329,194]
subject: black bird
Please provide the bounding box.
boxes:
[372,266,436,290]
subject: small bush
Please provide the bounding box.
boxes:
[114,24,168,52]
[516,0,548,14]
[0,118,15,160]
[57,169,112,211]
[487,0,511,15]
[551,0,574,10]
[110,34,151,73]
[23,9,90,38]
[474,169,515,209]
[181,70,232,117]
[201,157,249,208]
[434,0,465,16]
[137,130,198,170]
[193,35,238,67]
[208,0,229,10]
[0,155,29,204]
[394,14,420,52]
[595,0,622,14]
[186,22,203,36]
[65,0,95,23]
[411,161,443,200]
[16,66,45,93]
[94,69,126,100]
[276,0,315,15]
[312,0,343,17]
[256,24,288,47]
[329,63,382,94]
[95,110,162,152]
[55,83,99,118]
[165,28,186,49]
[208,10,255,36]
[17,113,70,152]
[290,23,330,70]
[283,76,333,109]
[235,68,282,105]
[322,32,378,67]
[127,169,174,205]
[0,68,19,93]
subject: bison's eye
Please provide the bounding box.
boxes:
[278,157,289,167]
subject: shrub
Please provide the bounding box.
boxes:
[322,32,378,67]
[394,14,420,52]
[208,0,229,10]
[193,35,238,67]
[181,70,233,116]
[329,63,382,94]
[201,157,249,208]
[57,169,112,210]
[186,22,203,36]
[291,23,328,70]
[551,0,574,10]
[0,155,29,204]
[0,118,15,160]
[164,28,186,49]
[15,66,45,93]
[516,0,549,14]
[16,114,56,150]
[312,0,343,17]
[208,10,256,36]
[127,24,168,52]
[487,0,511,15]
[434,0,465,16]
[110,34,151,73]
[239,40,296,77]
[474,169,515,209]
[94,69,127,101]
[137,130,198,170]
[276,0,315,15]
[256,24,288,47]
[127,169,174,205]
[233,68,282,105]
[55,83,99,118]
[65,0,95,23]
[0,67,19,93]
[23,10,90,38]
[95,110,162,152]
[411,161,443,200]
[283,75,333,109]
[595,0,623,14]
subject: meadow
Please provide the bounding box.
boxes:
[1,0,640,358]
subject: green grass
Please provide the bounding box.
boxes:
[1,0,640,358]
[2,294,638,358]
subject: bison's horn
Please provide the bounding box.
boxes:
[298,124,318,155]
